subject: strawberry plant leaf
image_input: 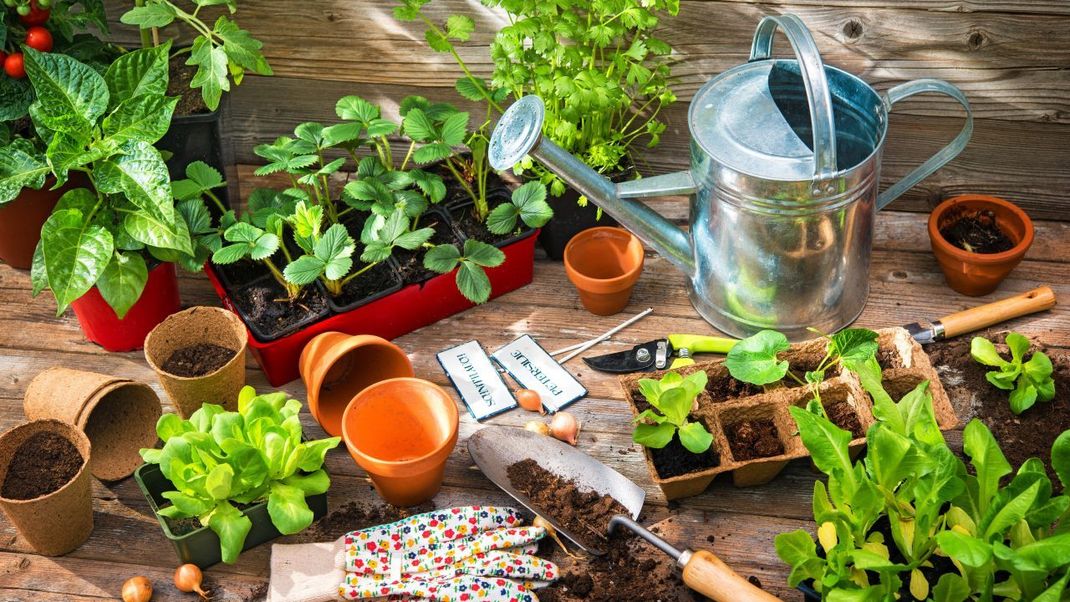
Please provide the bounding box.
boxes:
[423,243,462,273]
[463,239,505,268]
[283,256,325,286]
[456,261,491,303]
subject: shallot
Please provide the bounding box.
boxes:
[121,576,152,602]
[174,563,209,599]
[515,388,544,413]
[525,420,551,436]
[550,412,580,445]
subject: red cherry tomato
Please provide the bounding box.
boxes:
[19,1,50,26]
[25,26,53,52]
[4,53,26,79]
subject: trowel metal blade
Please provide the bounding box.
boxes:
[467,426,646,555]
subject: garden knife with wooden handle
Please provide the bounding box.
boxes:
[903,286,1056,344]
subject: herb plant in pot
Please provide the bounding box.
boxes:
[929,194,1034,296]
[18,46,206,351]
[136,386,340,567]
[397,0,678,258]
[120,0,272,210]
[0,0,114,268]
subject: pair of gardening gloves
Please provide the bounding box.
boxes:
[268,506,559,602]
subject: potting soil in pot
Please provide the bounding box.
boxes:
[650,435,720,480]
[232,278,330,338]
[331,252,399,307]
[824,402,865,439]
[393,215,463,284]
[725,419,784,461]
[449,195,518,246]
[939,209,1015,254]
[162,343,238,377]
[169,55,211,117]
[506,458,629,551]
[929,332,1070,489]
[1,432,83,500]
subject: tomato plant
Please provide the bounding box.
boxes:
[24,25,51,52]
[3,52,25,77]
[18,1,49,26]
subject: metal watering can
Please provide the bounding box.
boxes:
[488,14,973,339]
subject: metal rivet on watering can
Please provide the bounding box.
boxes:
[490,14,973,340]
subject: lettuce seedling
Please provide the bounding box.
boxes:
[140,387,340,564]
[971,332,1055,414]
[632,371,714,454]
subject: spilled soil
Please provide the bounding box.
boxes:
[1,432,83,499]
[162,343,237,377]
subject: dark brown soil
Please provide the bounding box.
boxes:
[162,343,237,377]
[783,355,840,388]
[330,253,399,309]
[167,516,204,536]
[876,345,906,370]
[449,194,519,245]
[928,332,1070,489]
[725,419,784,461]
[507,459,630,552]
[649,433,720,479]
[231,277,329,339]
[288,501,426,544]
[705,373,762,402]
[1,432,83,500]
[393,214,464,285]
[825,401,865,439]
[215,259,269,287]
[939,209,1015,254]
[169,54,210,117]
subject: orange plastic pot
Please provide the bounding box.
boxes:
[0,175,86,269]
[929,195,1034,296]
[563,227,645,315]
[299,332,414,437]
[342,378,459,507]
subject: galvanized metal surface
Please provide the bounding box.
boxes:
[467,426,645,555]
[488,13,973,341]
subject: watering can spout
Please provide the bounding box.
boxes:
[489,96,696,275]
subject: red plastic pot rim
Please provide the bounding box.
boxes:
[928,194,1034,264]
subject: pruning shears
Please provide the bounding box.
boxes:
[582,334,737,373]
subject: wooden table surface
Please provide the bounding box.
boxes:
[2,207,1068,601]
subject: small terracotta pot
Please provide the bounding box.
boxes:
[0,420,93,555]
[144,306,248,417]
[0,175,86,269]
[342,378,459,507]
[300,332,414,437]
[563,227,645,315]
[23,368,162,481]
[929,195,1034,296]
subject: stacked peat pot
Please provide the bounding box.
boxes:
[621,328,958,500]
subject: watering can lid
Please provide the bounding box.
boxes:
[691,61,833,182]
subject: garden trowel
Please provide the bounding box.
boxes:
[468,427,780,602]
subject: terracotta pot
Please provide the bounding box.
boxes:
[70,261,182,351]
[23,368,162,481]
[929,195,1034,296]
[144,306,248,417]
[300,332,414,437]
[0,175,86,269]
[563,227,645,315]
[342,378,459,507]
[0,420,93,555]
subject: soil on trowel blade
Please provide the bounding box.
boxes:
[825,401,865,439]
[507,459,629,552]
[162,343,237,377]
[725,419,784,461]
[939,209,1015,254]
[928,332,1070,489]
[1,432,83,499]
[650,433,720,479]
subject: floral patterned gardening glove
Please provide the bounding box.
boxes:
[267,506,558,602]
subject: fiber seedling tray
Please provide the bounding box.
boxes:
[620,327,957,501]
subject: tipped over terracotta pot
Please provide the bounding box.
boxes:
[929,195,1034,296]
[300,332,414,437]
[144,306,248,417]
[23,368,161,481]
[0,420,93,556]
[564,227,645,315]
[342,378,459,507]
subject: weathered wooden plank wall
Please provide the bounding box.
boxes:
[102,1,1070,220]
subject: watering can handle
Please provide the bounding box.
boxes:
[749,14,838,181]
[877,79,974,210]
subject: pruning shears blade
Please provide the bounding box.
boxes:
[583,339,670,373]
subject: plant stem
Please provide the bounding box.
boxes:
[134,0,153,49]
[204,190,228,215]
[444,158,481,219]
[341,261,378,285]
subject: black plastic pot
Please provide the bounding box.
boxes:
[158,96,231,210]
[448,191,536,250]
[327,259,404,314]
[135,462,328,568]
[538,190,619,260]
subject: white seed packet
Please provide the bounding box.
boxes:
[437,340,517,420]
[492,335,587,413]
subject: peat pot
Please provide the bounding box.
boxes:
[490,13,973,340]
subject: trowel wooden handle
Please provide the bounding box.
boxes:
[939,286,1056,338]
[682,549,781,602]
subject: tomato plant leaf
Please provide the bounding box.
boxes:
[188,36,230,111]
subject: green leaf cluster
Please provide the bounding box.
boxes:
[971,333,1055,415]
[631,370,713,454]
[776,357,1070,601]
[139,386,340,564]
[120,0,271,111]
[486,181,552,235]
[1,46,205,317]
[422,239,505,304]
